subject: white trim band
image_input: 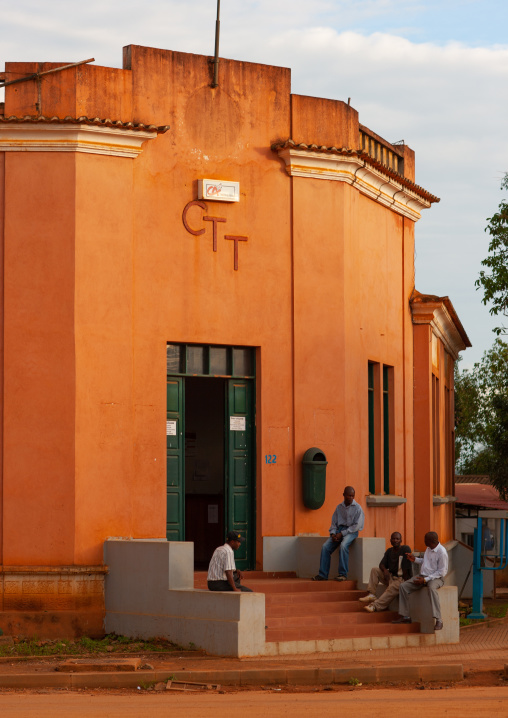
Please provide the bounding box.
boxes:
[277,147,431,221]
[0,123,158,157]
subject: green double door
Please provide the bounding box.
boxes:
[166,377,254,569]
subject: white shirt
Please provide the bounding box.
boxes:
[207,543,236,581]
[415,542,448,583]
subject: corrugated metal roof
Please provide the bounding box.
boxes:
[455,475,491,485]
[455,483,508,510]
[271,139,440,204]
[0,114,170,134]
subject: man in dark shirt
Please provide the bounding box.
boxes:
[358,532,412,612]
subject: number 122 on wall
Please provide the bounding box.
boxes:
[265,455,277,464]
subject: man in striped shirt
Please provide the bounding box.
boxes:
[207,531,253,592]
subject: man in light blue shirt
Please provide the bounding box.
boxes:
[392,531,448,630]
[313,486,365,582]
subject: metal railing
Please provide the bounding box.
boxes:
[359,129,401,173]
[470,510,508,619]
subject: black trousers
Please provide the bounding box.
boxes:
[207,574,253,592]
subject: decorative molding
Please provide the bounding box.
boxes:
[412,302,468,360]
[276,147,431,221]
[366,494,407,507]
[0,123,159,157]
[0,566,107,612]
[0,565,109,574]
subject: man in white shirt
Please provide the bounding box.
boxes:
[392,531,448,631]
[207,531,253,592]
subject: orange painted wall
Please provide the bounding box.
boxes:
[432,334,456,545]
[0,151,4,566]
[73,153,139,565]
[290,168,417,549]
[2,152,76,565]
[413,322,456,550]
[413,324,434,549]
[0,45,455,571]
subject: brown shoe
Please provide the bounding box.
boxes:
[434,619,443,630]
[392,615,411,624]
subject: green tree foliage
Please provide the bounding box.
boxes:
[455,339,508,500]
[476,173,508,336]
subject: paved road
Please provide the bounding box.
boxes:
[1,687,507,717]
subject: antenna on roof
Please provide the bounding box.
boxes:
[0,58,95,89]
[211,0,221,88]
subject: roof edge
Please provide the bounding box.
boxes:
[411,290,472,356]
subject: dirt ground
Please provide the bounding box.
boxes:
[0,649,505,680]
[0,686,507,717]
[0,665,506,692]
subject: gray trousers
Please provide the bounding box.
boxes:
[398,576,444,620]
[367,567,403,611]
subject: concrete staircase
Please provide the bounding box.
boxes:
[194,572,420,646]
[105,541,457,657]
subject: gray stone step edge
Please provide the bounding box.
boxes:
[0,664,463,689]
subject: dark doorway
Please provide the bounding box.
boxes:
[166,342,256,570]
[184,377,225,569]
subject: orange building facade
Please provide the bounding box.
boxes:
[0,46,470,636]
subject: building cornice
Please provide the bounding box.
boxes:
[411,293,471,359]
[273,141,438,222]
[0,115,169,157]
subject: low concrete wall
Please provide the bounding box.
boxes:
[104,539,265,657]
[373,574,459,642]
[263,535,385,587]
[409,586,459,642]
[262,536,299,573]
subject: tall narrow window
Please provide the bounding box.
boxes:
[432,374,441,495]
[368,362,394,494]
[445,385,452,495]
[383,366,390,494]
[368,363,375,493]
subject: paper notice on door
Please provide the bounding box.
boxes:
[166,420,177,436]
[208,504,219,524]
[230,416,246,431]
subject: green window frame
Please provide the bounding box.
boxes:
[368,362,393,494]
[383,366,390,494]
[368,363,375,493]
[167,343,255,379]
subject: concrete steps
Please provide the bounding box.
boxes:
[266,621,419,643]
[194,572,422,647]
[258,577,420,642]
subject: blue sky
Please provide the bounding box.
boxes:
[319,1,508,46]
[3,0,508,366]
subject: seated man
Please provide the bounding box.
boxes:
[207,531,253,592]
[392,531,448,631]
[359,531,412,612]
[313,486,364,582]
